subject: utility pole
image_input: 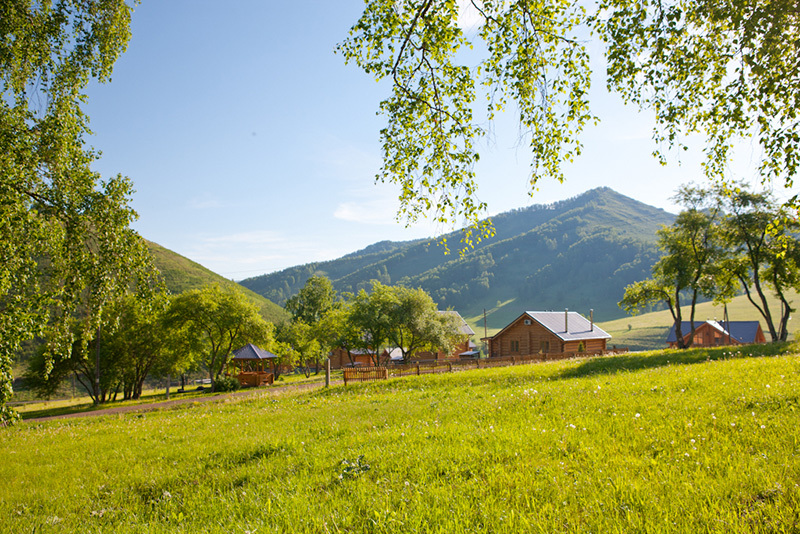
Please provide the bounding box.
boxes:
[94,324,101,404]
[724,303,731,345]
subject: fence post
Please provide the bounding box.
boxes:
[448,363,452,373]
[416,363,420,376]
[325,358,330,388]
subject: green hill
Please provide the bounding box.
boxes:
[240,187,674,327]
[147,241,288,325]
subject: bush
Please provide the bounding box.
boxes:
[213,376,240,392]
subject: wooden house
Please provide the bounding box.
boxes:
[484,310,611,358]
[666,320,766,348]
[328,348,380,369]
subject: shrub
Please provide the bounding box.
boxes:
[214,376,240,392]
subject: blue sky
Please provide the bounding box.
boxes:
[85,1,765,280]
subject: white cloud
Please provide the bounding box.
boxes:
[333,200,398,225]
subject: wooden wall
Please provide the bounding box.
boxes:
[488,316,607,357]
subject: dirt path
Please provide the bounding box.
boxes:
[25,380,340,423]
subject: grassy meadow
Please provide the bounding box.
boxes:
[2,344,800,533]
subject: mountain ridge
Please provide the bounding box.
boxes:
[239,188,674,328]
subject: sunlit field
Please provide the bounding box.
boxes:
[2,344,799,533]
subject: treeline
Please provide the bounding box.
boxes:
[622,184,799,347]
[24,278,465,402]
[26,284,277,402]
[279,277,464,373]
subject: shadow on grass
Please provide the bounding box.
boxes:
[555,342,797,381]
[18,390,212,420]
[20,403,102,420]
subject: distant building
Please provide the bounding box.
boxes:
[328,348,379,369]
[484,310,611,358]
[666,320,766,348]
[328,310,476,368]
[413,311,477,362]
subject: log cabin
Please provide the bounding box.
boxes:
[484,310,611,358]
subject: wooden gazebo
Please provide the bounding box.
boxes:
[230,343,277,387]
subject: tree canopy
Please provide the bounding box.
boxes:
[164,284,275,391]
[621,184,799,346]
[341,0,799,241]
[0,0,155,424]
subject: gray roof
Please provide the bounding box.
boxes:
[232,343,279,360]
[438,310,475,336]
[523,311,611,341]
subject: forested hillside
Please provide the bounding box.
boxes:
[147,241,288,325]
[239,188,674,328]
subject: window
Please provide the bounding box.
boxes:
[510,340,520,353]
[541,341,550,353]
[524,319,532,325]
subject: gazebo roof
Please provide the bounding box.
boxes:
[232,343,279,361]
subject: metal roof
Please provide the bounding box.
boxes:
[522,311,611,341]
[666,321,762,344]
[232,343,279,360]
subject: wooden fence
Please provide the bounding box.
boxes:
[342,349,628,385]
[343,367,389,386]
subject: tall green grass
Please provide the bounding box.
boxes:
[2,344,799,533]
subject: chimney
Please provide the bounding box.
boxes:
[590,309,594,331]
[565,308,569,332]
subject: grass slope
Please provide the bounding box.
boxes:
[2,343,799,533]
[147,241,289,325]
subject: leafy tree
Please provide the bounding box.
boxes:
[341,1,799,244]
[285,276,337,324]
[0,1,149,424]
[283,275,338,373]
[348,282,457,364]
[25,293,176,403]
[103,294,171,400]
[600,0,799,200]
[349,283,398,366]
[620,204,728,348]
[384,285,457,363]
[26,320,126,405]
[267,340,297,381]
[339,0,592,246]
[318,301,363,367]
[717,187,800,342]
[164,284,274,391]
[277,320,322,378]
